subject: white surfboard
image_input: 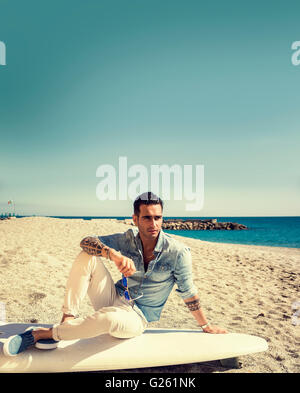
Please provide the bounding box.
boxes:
[0,322,268,373]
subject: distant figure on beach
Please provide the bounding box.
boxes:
[3,192,227,356]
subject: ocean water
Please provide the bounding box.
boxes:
[163,217,300,249]
[48,216,300,249]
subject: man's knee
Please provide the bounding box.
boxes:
[72,250,99,272]
[76,250,95,263]
[106,312,145,339]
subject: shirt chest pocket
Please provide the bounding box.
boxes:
[150,262,173,282]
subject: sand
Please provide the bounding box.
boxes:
[0,217,299,373]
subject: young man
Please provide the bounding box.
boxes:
[3,192,227,356]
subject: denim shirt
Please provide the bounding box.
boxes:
[98,227,198,323]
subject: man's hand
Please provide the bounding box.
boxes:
[183,295,228,334]
[109,249,136,277]
[80,237,136,277]
[202,324,228,334]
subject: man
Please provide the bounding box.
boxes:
[3,192,227,356]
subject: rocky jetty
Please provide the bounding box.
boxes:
[123,218,247,230]
[162,219,247,231]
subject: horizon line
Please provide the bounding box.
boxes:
[10,214,300,218]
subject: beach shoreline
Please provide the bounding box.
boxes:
[0,217,299,373]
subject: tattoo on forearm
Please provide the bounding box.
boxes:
[185,299,201,312]
[80,237,109,257]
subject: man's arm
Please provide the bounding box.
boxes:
[184,295,227,334]
[174,247,227,334]
[80,236,110,257]
[80,236,136,277]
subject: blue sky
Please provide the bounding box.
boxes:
[0,0,299,216]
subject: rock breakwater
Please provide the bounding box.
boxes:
[162,219,247,230]
[123,218,247,230]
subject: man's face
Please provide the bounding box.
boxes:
[132,204,163,242]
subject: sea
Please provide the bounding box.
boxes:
[46,216,300,249]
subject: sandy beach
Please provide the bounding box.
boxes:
[0,217,299,373]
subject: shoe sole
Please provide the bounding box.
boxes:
[35,341,58,350]
[3,335,22,357]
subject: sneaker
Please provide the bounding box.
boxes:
[3,330,35,356]
[35,338,59,350]
[26,326,59,350]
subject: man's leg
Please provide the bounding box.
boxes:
[62,250,118,317]
[4,251,145,356]
[35,251,145,342]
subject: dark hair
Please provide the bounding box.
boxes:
[133,192,163,216]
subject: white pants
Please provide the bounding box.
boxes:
[52,251,147,341]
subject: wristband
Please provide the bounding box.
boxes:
[200,323,211,329]
[104,247,110,260]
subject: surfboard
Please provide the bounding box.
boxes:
[0,322,268,373]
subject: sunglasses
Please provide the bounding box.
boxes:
[122,275,143,303]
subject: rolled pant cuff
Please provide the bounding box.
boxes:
[52,323,61,341]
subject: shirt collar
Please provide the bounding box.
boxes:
[154,230,165,252]
[132,228,167,253]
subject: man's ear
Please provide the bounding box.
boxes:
[132,214,138,226]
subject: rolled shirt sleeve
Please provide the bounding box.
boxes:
[97,233,126,253]
[174,246,198,299]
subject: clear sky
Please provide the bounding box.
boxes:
[0,0,299,217]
